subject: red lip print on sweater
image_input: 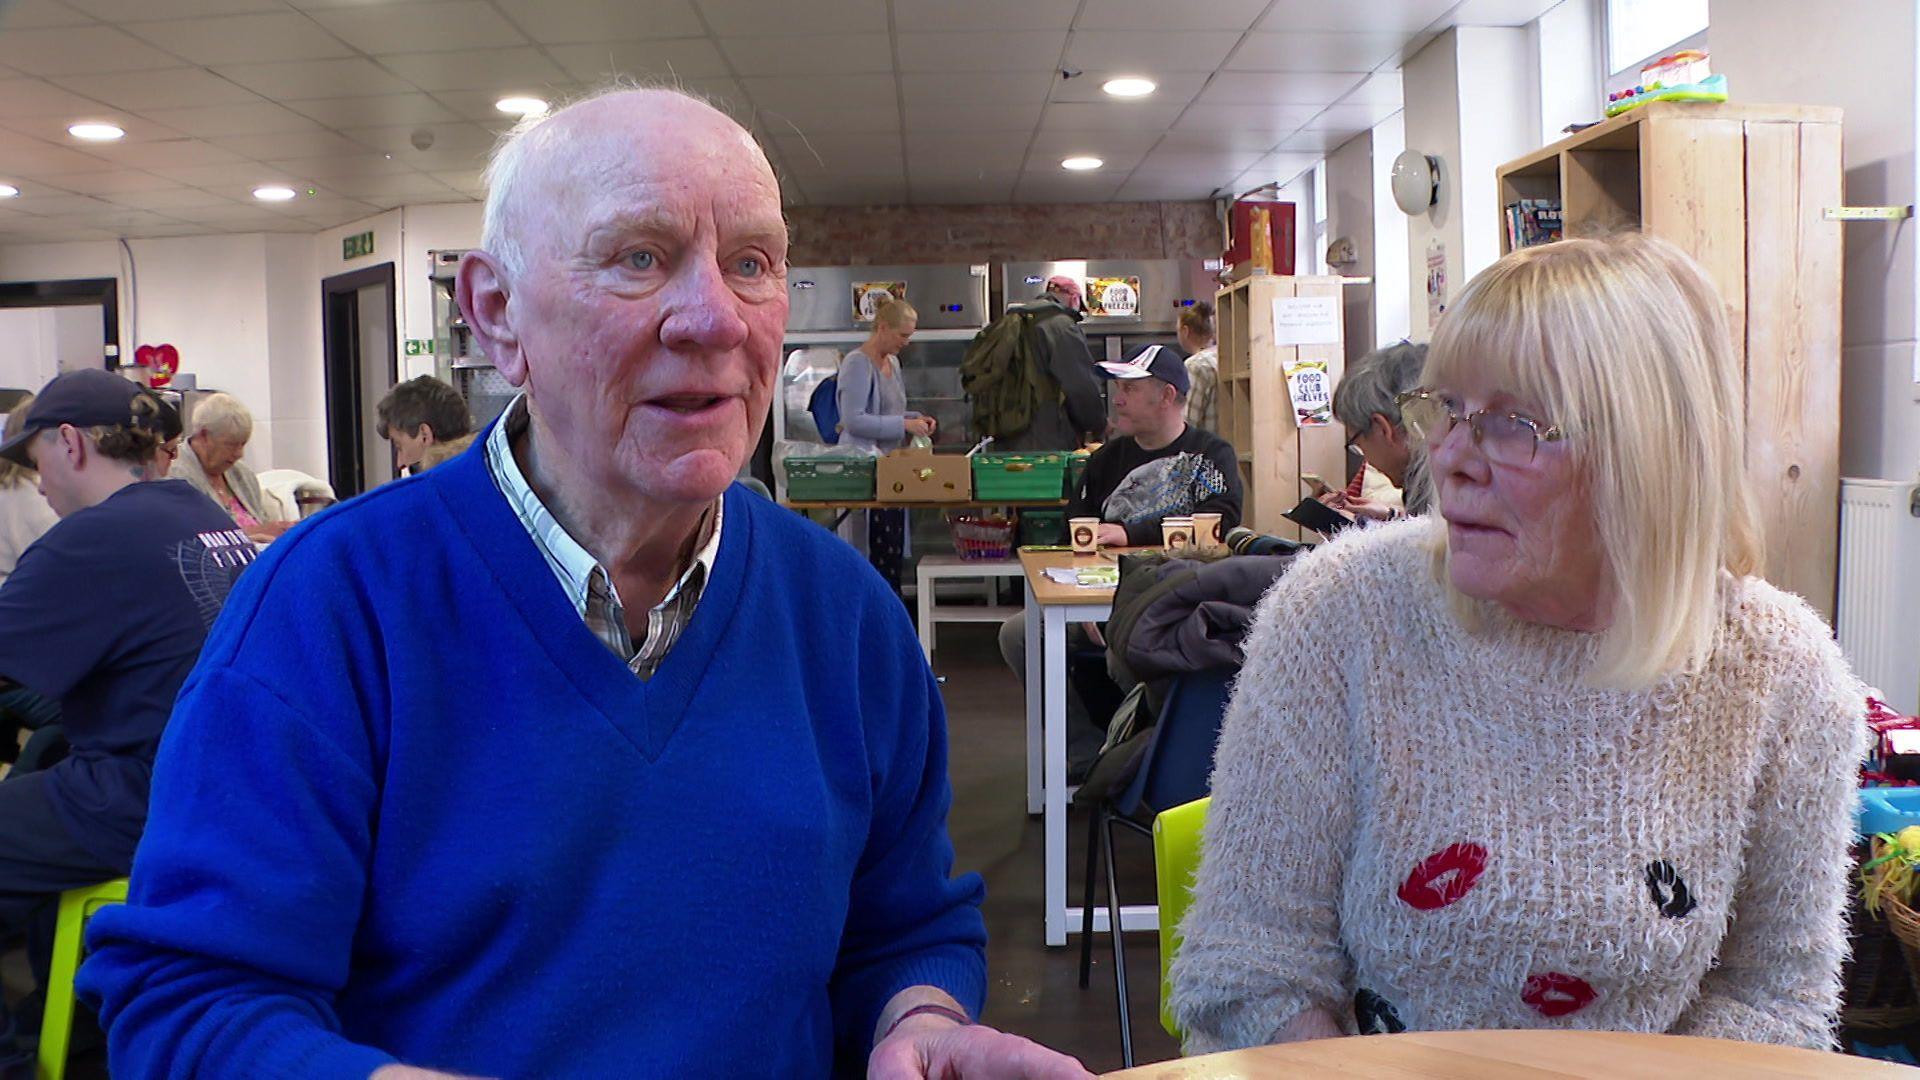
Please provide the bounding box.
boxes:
[1396,843,1489,910]
[1522,972,1597,1018]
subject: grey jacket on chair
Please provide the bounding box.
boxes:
[172,443,281,527]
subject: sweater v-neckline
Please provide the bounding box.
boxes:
[430,439,752,762]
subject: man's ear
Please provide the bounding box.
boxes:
[56,424,86,468]
[418,423,437,446]
[457,250,526,387]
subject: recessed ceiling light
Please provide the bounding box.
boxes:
[0,184,17,199]
[1102,76,1157,98]
[1061,156,1104,171]
[67,122,125,142]
[495,96,549,117]
[252,186,297,202]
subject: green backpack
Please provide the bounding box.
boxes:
[959,303,1071,441]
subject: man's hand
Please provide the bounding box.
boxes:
[370,1066,486,1080]
[1094,523,1129,548]
[868,1013,1094,1080]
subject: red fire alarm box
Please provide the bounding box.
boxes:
[1225,198,1297,275]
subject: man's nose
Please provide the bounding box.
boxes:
[658,258,750,352]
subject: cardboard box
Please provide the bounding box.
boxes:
[875,449,973,503]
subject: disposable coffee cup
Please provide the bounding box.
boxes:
[1161,516,1194,552]
[1192,512,1223,552]
[1069,517,1100,554]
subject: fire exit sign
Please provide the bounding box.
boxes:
[342,231,375,259]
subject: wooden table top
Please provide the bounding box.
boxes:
[1016,546,1148,606]
[1100,1031,1916,1079]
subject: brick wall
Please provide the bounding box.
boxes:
[786,201,1222,265]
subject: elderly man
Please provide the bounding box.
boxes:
[80,89,1089,1080]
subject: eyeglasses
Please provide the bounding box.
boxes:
[1395,388,1565,467]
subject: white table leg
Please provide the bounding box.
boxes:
[1043,603,1068,948]
[1023,582,1042,816]
[916,562,934,661]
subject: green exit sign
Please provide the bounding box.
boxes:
[403,339,433,357]
[342,231,375,259]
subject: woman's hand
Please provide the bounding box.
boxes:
[905,416,937,438]
[1274,1006,1347,1044]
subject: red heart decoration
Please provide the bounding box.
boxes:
[134,344,157,367]
[148,344,179,387]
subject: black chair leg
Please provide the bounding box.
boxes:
[1078,808,1101,988]
[1102,811,1133,1068]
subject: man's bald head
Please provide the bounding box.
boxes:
[480,86,779,278]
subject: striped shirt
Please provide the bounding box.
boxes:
[483,395,721,681]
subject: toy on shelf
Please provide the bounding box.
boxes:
[1606,49,1726,117]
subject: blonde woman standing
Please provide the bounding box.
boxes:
[1172,234,1866,1052]
[837,298,932,593]
[0,396,58,585]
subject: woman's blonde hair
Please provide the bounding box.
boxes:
[872,298,917,332]
[1423,233,1762,688]
[191,392,253,442]
[0,395,35,489]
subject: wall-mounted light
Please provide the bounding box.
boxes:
[1391,150,1441,215]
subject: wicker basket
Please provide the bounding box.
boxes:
[1849,839,1920,1032]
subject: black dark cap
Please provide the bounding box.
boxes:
[0,369,155,467]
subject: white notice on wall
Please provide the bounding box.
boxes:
[1270,295,1342,347]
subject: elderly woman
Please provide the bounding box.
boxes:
[1170,234,1866,1053]
[0,396,57,584]
[173,393,290,541]
[1326,340,1431,518]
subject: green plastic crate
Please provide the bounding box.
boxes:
[1018,509,1067,547]
[971,452,1068,501]
[784,455,875,501]
[1066,453,1089,497]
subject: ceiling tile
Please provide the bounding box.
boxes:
[1012,175,1124,204]
[801,181,909,206]
[1341,71,1403,106]
[696,0,883,36]
[3,191,116,215]
[901,101,1041,133]
[1026,133,1156,172]
[1278,128,1364,153]
[212,58,415,99]
[718,34,891,76]
[429,169,485,194]
[738,74,894,111]
[770,136,903,175]
[904,133,1030,171]
[1195,71,1367,106]
[343,122,495,154]
[297,206,388,228]
[103,187,238,210]
[1300,101,1403,131]
[139,102,326,137]
[430,89,580,123]
[286,94,461,128]
[0,111,187,144]
[1445,0,1564,26]
[65,0,280,18]
[893,0,1075,31]
[1133,144,1264,173]
[494,0,702,41]
[1039,101,1184,132]
[753,102,900,137]
[378,48,568,93]
[894,31,1069,73]
[39,169,180,195]
[151,161,287,185]
[89,138,248,169]
[0,26,187,77]
[261,154,417,180]
[900,72,1054,108]
[544,39,730,83]
[1,140,115,177]
[322,172,461,199]
[1229,31,1409,72]
[0,1,96,29]
[1257,0,1457,33]
[1170,103,1320,135]
[1113,175,1219,201]
[0,78,115,119]
[34,208,189,231]
[210,129,368,159]
[1064,31,1241,72]
[53,67,263,110]
[119,13,354,65]
[1234,151,1325,187]
[308,2,526,55]
[1074,0,1268,31]
[1152,128,1285,155]
[376,144,498,172]
[910,179,1020,204]
[168,203,310,226]
[1049,70,1206,106]
[680,77,751,117]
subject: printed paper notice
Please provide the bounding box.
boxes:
[1285,359,1333,427]
[1270,295,1341,346]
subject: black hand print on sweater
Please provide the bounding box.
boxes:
[1354,988,1406,1035]
[1644,860,1696,918]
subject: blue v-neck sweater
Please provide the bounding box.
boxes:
[78,442,987,1079]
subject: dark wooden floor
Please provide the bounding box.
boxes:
[934,622,1182,1073]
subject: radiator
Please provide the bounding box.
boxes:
[1838,478,1920,714]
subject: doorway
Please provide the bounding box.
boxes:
[321,264,398,499]
[0,278,119,407]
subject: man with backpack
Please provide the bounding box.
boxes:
[960,276,1106,450]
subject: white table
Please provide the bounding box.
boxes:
[913,554,1023,660]
[1018,548,1160,947]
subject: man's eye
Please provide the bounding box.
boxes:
[736,256,764,278]
[627,251,656,270]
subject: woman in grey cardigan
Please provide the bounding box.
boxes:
[1171,234,1866,1054]
[173,392,289,543]
[837,298,932,593]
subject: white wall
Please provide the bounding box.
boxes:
[263,234,323,474]
[1370,111,1412,346]
[1713,0,1920,483]
[1403,32,1464,340]
[1455,28,1538,285]
[1324,130,1377,356]
[0,308,58,390]
[1534,0,1603,143]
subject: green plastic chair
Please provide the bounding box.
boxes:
[1152,795,1209,1041]
[38,876,128,1080]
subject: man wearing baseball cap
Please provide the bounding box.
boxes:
[0,369,255,1069]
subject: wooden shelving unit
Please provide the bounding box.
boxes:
[1215,274,1346,541]
[1494,102,1844,620]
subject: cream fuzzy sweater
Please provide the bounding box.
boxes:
[1170,517,1868,1054]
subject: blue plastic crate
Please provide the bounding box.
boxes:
[1859,786,1920,838]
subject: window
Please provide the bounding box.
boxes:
[1606,0,1708,75]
